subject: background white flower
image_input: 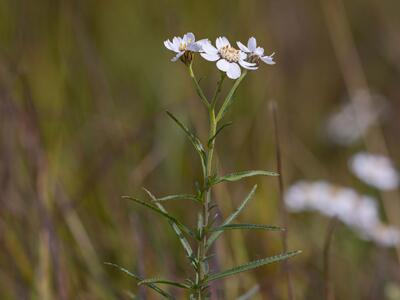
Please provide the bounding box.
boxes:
[325,90,387,146]
[237,37,275,66]
[350,152,399,190]
[285,180,400,247]
[201,37,256,79]
[164,32,206,62]
[370,225,400,247]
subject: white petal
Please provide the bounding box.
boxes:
[216,59,231,72]
[236,41,250,52]
[247,37,257,51]
[226,62,241,79]
[216,36,230,49]
[239,51,247,60]
[187,43,201,52]
[201,52,220,61]
[261,55,275,65]
[172,37,181,50]
[239,60,258,70]
[164,39,175,51]
[171,51,184,62]
[196,39,210,48]
[183,32,195,43]
[254,47,264,56]
[202,41,218,54]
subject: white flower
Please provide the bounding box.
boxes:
[325,90,387,146]
[200,37,256,80]
[164,32,206,64]
[370,225,400,247]
[350,152,399,190]
[284,180,400,247]
[237,37,275,67]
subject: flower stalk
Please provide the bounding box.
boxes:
[191,65,223,299]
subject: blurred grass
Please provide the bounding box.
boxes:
[1,0,400,299]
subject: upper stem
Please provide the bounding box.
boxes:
[189,63,210,109]
[216,70,247,122]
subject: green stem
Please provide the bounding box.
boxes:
[216,70,247,122]
[189,68,248,299]
[189,63,210,109]
[195,102,217,300]
[190,73,225,300]
[210,73,226,110]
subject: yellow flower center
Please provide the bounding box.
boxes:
[179,42,187,51]
[179,39,193,52]
[219,45,240,62]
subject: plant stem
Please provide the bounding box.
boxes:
[189,63,210,109]
[193,73,226,300]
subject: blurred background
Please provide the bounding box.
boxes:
[1,0,400,299]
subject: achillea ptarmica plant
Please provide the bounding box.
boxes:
[108,32,299,300]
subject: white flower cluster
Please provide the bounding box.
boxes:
[325,90,387,146]
[350,152,399,190]
[285,180,400,247]
[164,32,275,79]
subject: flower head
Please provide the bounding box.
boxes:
[201,37,256,79]
[237,37,275,67]
[164,33,206,65]
[350,152,399,190]
[284,180,400,247]
[325,90,387,145]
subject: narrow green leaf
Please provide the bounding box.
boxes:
[104,263,174,299]
[205,250,301,283]
[212,170,278,185]
[142,188,194,263]
[138,278,190,289]
[206,185,257,250]
[156,194,199,203]
[209,224,284,232]
[166,111,207,176]
[123,196,193,238]
[216,70,247,122]
[207,122,233,147]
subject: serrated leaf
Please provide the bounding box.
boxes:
[138,278,190,289]
[209,224,284,232]
[155,194,199,203]
[123,196,193,238]
[216,70,247,122]
[142,188,194,264]
[206,185,257,250]
[205,250,301,283]
[212,170,278,185]
[166,111,207,176]
[207,122,233,147]
[104,263,174,299]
